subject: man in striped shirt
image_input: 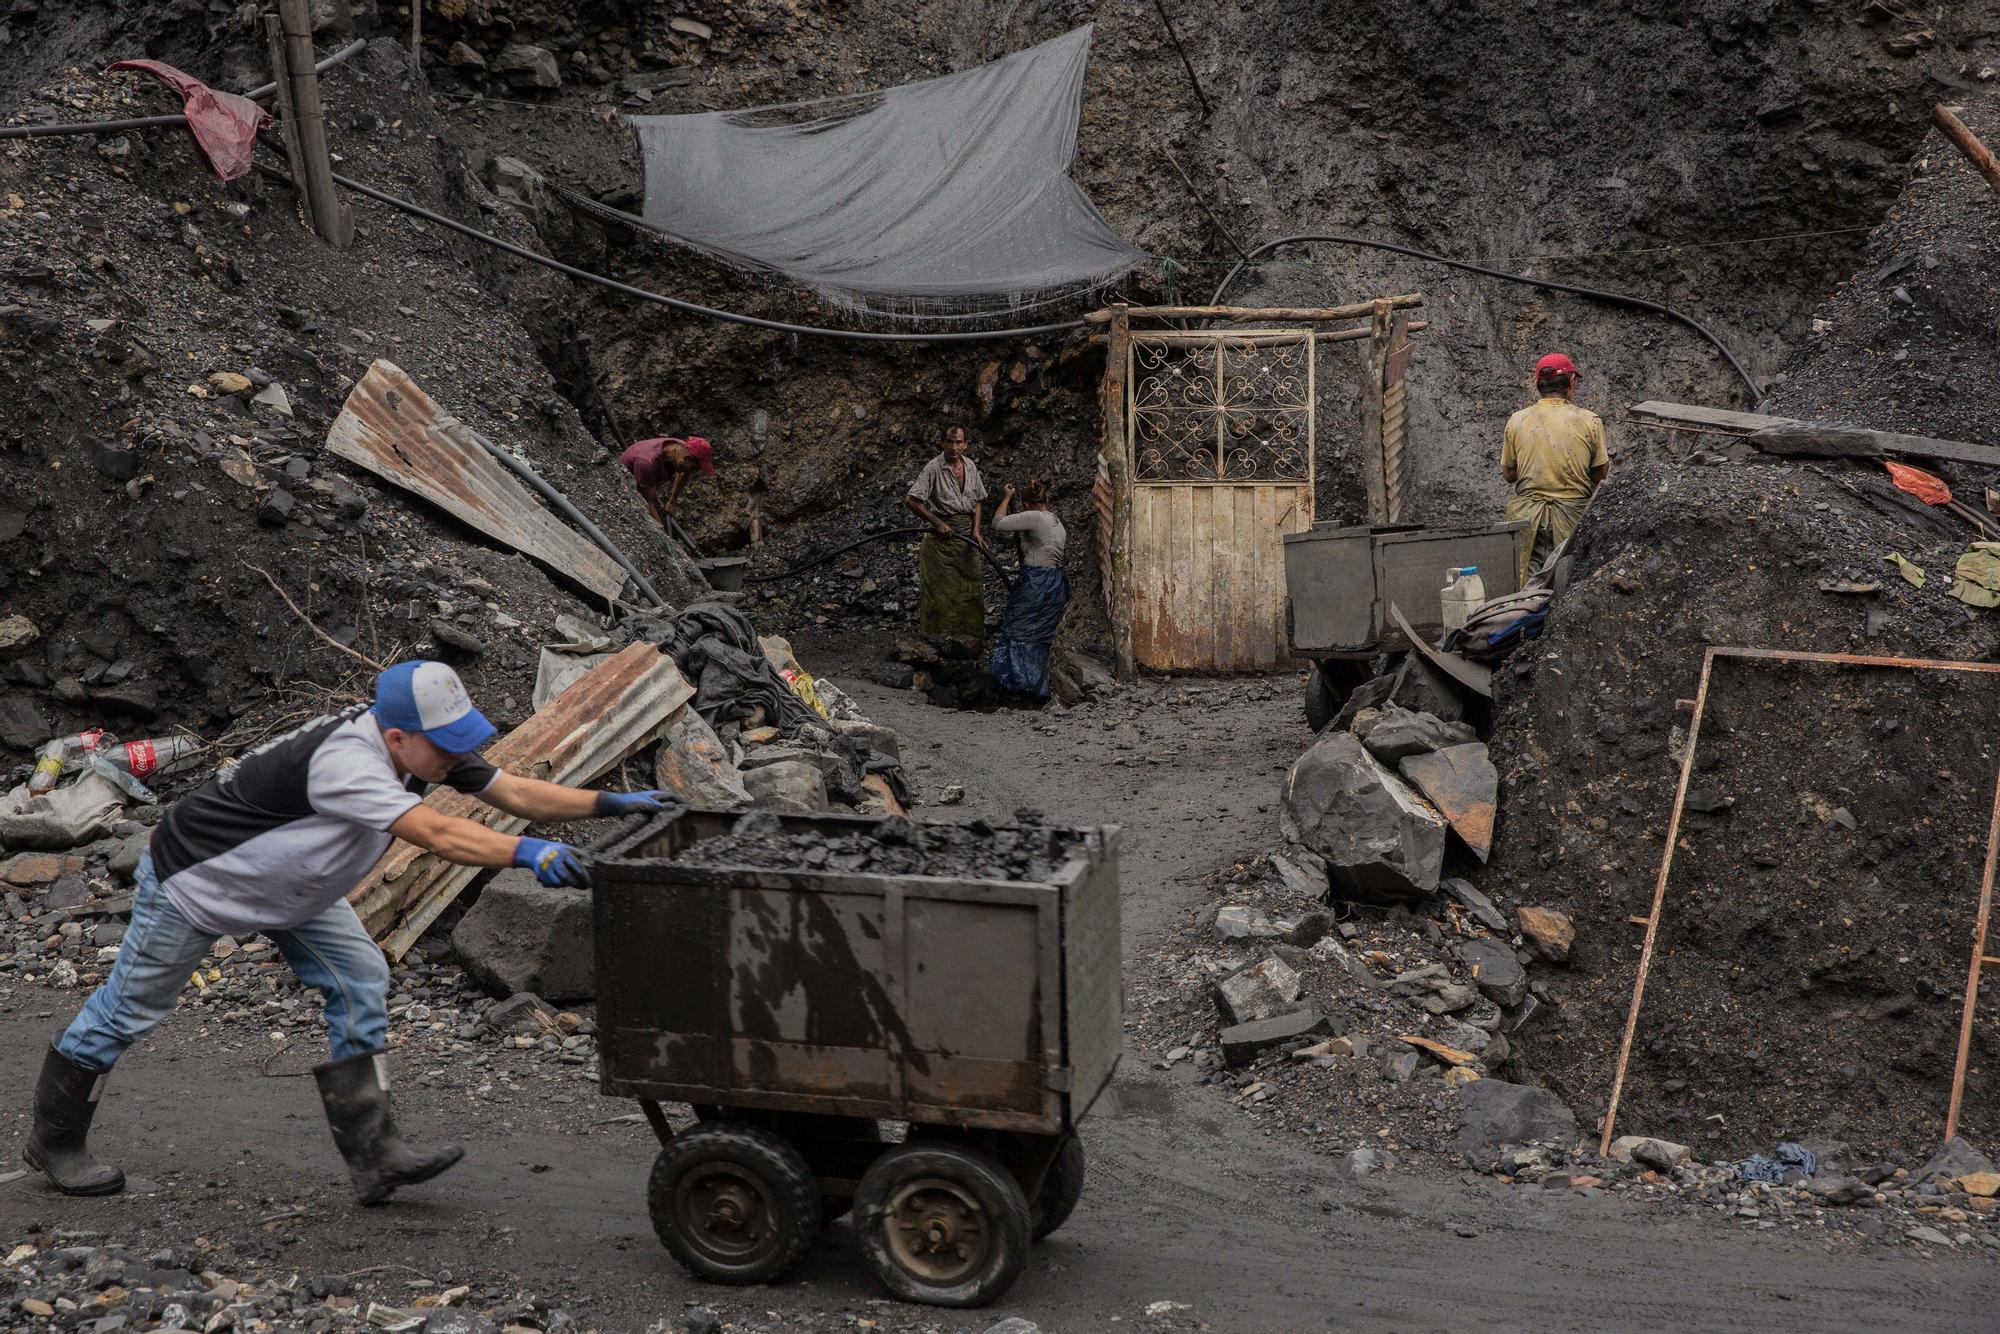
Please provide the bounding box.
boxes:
[22,661,673,1203]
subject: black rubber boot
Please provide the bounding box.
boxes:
[23,1044,126,1196]
[314,1052,464,1205]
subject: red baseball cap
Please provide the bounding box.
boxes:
[682,436,716,475]
[1535,353,1578,378]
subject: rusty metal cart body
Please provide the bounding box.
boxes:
[1283,521,1529,727]
[590,809,1122,1307]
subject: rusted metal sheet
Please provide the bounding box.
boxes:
[348,643,691,956]
[592,809,1122,1135]
[325,359,628,600]
[1399,742,1497,862]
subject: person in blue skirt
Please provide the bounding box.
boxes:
[986,478,1070,700]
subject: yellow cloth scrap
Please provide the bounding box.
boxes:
[1885,552,1926,588]
[1950,542,2000,607]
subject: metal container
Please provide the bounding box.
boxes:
[1283,521,1529,656]
[591,809,1123,1135]
[697,556,748,591]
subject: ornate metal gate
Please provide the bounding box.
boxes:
[1128,334,1315,484]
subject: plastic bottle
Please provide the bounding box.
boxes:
[100,736,208,782]
[1440,566,1486,633]
[27,729,105,796]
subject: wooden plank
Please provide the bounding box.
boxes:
[1219,486,1251,670]
[1171,485,1198,669]
[326,360,628,600]
[1188,485,1215,669]
[1087,295,1424,324]
[1630,400,2000,469]
[1128,486,1163,667]
[348,643,692,956]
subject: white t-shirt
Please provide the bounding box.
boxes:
[150,707,498,936]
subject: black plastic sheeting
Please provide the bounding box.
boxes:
[630,26,1143,319]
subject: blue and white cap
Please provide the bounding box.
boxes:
[372,661,497,753]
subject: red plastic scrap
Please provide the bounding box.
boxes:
[1884,459,1953,506]
[105,60,270,181]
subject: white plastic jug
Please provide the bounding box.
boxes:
[1440,566,1486,633]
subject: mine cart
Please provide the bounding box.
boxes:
[1283,521,1530,727]
[588,809,1122,1308]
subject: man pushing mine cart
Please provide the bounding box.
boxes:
[588,806,1122,1308]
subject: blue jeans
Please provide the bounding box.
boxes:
[57,852,391,1071]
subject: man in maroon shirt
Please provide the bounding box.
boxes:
[619,435,715,527]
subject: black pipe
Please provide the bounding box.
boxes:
[448,419,671,610]
[0,39,368,141]
[1209,232,1765,405]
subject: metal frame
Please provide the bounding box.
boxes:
[1600,645,2000,1155]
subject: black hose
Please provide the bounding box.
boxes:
[1210,232,1765,405]
[0,39,368,141]
[744,526,1016,586]
[449,419,670,609]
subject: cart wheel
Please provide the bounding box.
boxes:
[647,1123,822,1285]
[1030,1134,1086,1242]
[854,1143,1030,1307]
[1304,664,1336,736]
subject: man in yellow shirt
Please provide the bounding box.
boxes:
[1501,353,1609,583]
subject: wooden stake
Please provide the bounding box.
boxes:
[262,15,311,226]
[1934,104,2000,198]
[277,0,354,248]
[411,0,422,64]
[1102,310,1136,680]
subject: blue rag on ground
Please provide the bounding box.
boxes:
[987,566,1071,698]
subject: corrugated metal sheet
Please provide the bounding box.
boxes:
[325,359,628,601]
[348,642,692,957]
[1129,482,1310,671]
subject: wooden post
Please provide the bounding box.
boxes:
[1102,310,1136,680]
[1934,104,2000,198]
[411,0,422,63]
[1358,303,1392,526]
[1381,310,1412,523]
[277,0,354,248]
[262,16,311,219]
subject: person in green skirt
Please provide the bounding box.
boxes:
[903,424,989,646]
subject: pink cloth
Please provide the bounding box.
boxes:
[106,60,270,181]
[619,438,674,490]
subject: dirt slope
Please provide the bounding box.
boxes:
[1480,102,2000,1162]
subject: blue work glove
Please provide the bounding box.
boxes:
[594,789,676,818]
[514,836,588,888]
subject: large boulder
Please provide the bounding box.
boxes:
[452,871,595,1001]
[1354,706,1477,763]
[654,708,750,808]
[1213,956,1305,1025]
[1281,732,1446,902]
[1455,938,1528,1007]
[1915,1136,1997,1185]
[743,760,828,813]
[493,43,562,88]
[1454,1079,1578,1166]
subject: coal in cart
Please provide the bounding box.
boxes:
[590,808,1122,1307]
